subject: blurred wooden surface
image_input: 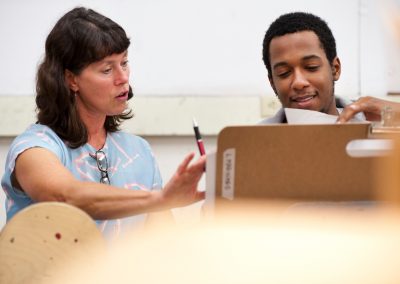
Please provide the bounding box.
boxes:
[0,202,105,284]
[41,202,400,284]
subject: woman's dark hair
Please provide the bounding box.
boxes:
[36,7,133,148]
[262,12,337,79]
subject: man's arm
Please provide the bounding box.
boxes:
[337,96,400,123]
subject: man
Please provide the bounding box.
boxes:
[259,12,359,124]
[259,12,400,124]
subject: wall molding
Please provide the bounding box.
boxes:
[0,95,281,136]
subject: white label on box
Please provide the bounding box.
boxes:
[222,148,235,200]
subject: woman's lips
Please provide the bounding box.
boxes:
[116,91,128,100]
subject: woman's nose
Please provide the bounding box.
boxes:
[115,66,129,85]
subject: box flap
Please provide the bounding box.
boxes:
[215,123,376,202]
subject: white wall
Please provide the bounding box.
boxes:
[0,0,398,98]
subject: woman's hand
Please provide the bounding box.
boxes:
[160,153,206,209]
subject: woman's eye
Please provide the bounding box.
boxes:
[122,60,129,68]
[102,68,112,74]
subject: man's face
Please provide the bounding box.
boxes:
[268,31,341,115]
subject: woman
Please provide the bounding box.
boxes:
[1,7,206,239]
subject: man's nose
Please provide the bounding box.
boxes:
[291,69,310,90]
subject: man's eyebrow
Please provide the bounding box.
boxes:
[302,54,322,61]
[272,54,323,70]
[272,62,288,70]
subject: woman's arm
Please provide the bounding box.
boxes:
[14,147,205,220]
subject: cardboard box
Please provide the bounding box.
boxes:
[211,124,383,205]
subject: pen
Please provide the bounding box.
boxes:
[192,117,206,156]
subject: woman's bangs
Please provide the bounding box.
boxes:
[89,28,130,62]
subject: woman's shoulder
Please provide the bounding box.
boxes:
[14,124,63,144]
[108,131,151,149]
[9,124,67,155]
[5,124,68,170]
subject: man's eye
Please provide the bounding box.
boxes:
[306,66,319,71]
[277,71,290,78]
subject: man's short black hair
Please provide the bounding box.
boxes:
[262,12,337,78]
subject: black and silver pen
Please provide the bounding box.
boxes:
[192,117,206,156]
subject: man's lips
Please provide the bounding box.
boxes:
[290,94,317,103]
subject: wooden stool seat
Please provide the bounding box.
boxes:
[0,202,105,284]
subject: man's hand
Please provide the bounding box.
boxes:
[337,96,399,123]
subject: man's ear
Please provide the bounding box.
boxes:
[64,69,79,92]
[331,57,341,81]
[268,75,278,96]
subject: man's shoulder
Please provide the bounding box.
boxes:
[258,97,360,125]
[335,96,352,108]
[258,108,285,124]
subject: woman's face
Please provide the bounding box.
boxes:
[66,51,130,119]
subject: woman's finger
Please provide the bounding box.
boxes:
[176,152,195,174]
